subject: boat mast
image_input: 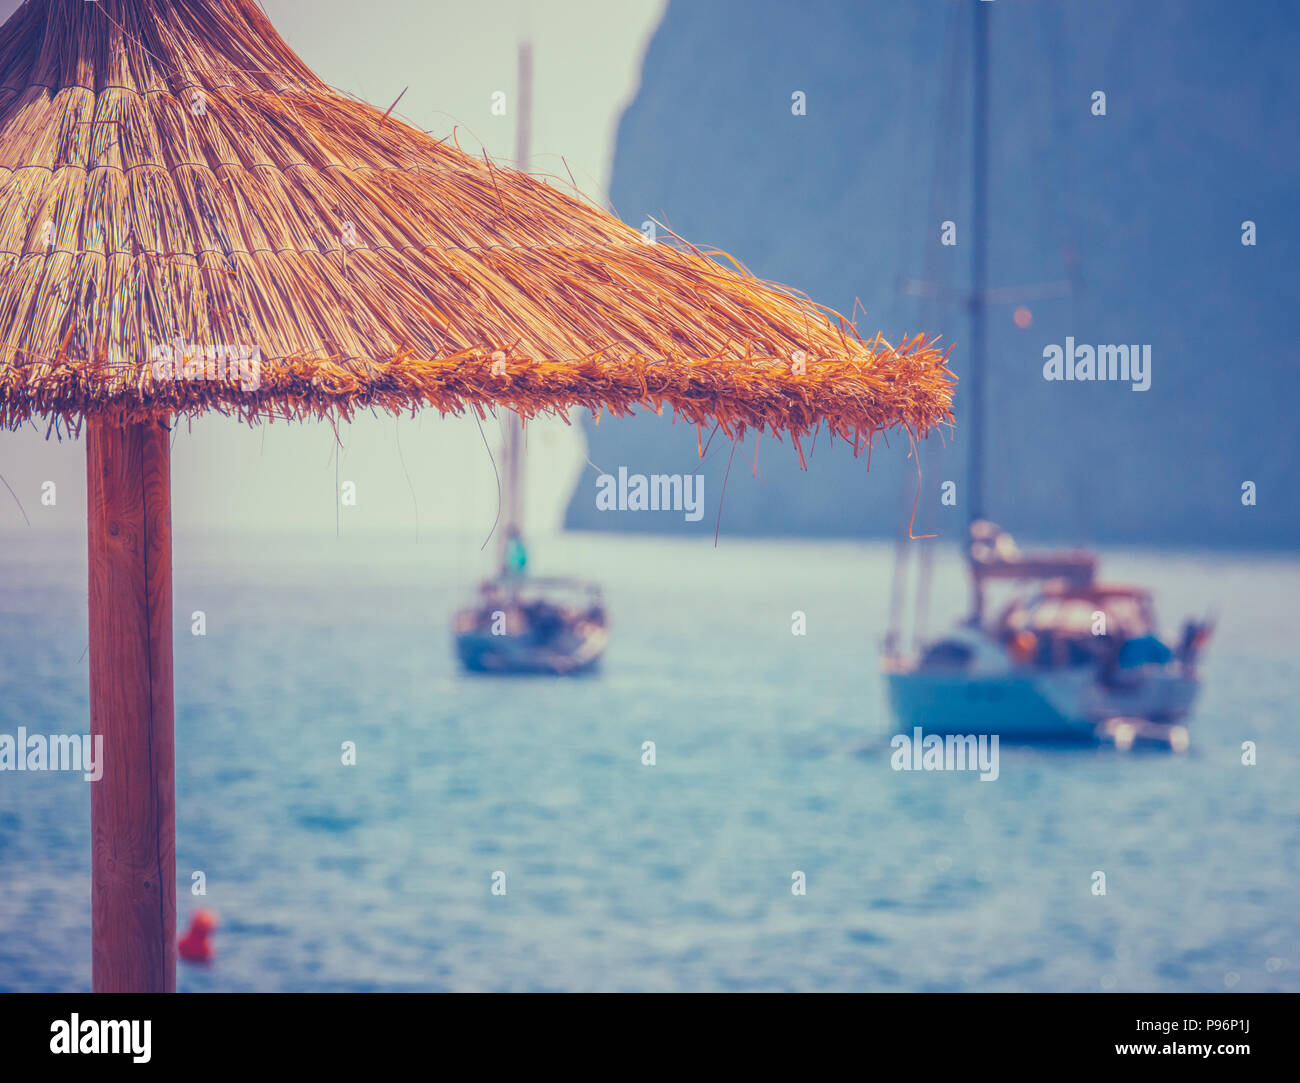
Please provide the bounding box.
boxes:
[966,0,989,623]
[499,40,532,578]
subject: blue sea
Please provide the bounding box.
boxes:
[1,530,1297,992]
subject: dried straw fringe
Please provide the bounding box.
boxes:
[0,0,953,450]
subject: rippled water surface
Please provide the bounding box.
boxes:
[1,531,1297,991]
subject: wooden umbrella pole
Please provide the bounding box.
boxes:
[87,417,176,993]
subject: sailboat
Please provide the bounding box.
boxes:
[883,1,1211,745]
[451,407,609,675]
[451,42,610,676]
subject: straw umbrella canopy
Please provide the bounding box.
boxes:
[0,0,953,992]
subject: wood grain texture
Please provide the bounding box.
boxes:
[87,417,175,993]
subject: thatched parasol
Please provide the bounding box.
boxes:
[0,0,952,991]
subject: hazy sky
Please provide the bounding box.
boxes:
[0,0,665,543]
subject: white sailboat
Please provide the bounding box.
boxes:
[451,42,609,676]
[886,520,1206,742]
[883,2,1210,745]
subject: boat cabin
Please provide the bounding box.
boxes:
[991,581,1169,671]
[996,582,1158,642]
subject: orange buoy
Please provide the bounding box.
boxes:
[178,909,218,965]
